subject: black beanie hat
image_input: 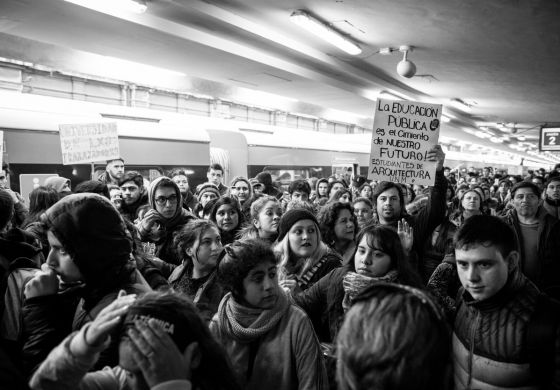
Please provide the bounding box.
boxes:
[277,208,318,242]
[42,193,132,285]
[0,189,14,230]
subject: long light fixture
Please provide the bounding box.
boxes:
[290,10,362,55]
[64,0,147,14]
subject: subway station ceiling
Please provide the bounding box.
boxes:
[1,0,560,155]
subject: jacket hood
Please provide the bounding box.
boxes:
[42,193,132,285]
[44,176,70,193]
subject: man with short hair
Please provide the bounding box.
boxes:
[169,168,197,212]
[98,158,125,186]
[543,175,560,219]
[531,175,545,192]
[206,163,228,195]
[502,181,560,297]
[118,171,148,222]
[453,214,560,390]
[288,179,311,203]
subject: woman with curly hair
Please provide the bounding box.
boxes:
[211,239,328,390]
[317,201,357,265]
[169,219,225,322]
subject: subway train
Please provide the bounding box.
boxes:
[0,92,530,199]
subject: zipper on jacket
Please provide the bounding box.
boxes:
[467,311,480,389]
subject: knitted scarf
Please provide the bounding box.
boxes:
[217,289,290,342]
[341,270,399,313]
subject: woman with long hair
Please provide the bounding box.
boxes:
[22,186,59,257]
[237,195,282,244]
[169,219,225,323]
[209,196,245,245]
[294,224,423,343]
[274,208,341,294]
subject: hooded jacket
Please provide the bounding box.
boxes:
[22,194,151,374]
[136,177,196,265]
[255,172,282,199]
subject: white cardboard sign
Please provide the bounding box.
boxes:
[368,99,442,186]
[58,122,120,165]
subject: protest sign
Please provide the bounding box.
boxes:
[58,122,120,165]
[368,99,442,186]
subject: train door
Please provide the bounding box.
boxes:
[207,129,248,184]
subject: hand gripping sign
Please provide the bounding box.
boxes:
[368,99,442,186]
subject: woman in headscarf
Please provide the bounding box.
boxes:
[135,176,195,265]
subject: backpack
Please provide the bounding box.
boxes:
[527,293,560,390]
[0,258,40,342]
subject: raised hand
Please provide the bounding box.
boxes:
[397,218,414,255]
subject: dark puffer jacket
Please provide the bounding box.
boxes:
[453,265,560,390]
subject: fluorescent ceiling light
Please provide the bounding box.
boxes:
[290,10,362,55]
[441,114,451,123]
[449,98,472,113]
[378,90,407,100]
[65,0,147,14]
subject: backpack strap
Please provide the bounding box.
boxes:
[527,293,560,390]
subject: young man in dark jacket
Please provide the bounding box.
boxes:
[453,215,560,390]
[21,194,151,376]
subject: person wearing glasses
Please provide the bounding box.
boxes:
[294,224,422,344]
[136,177,195,265]
[211,239,328,390]
[337,282,451,390]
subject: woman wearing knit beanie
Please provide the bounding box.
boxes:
[22,193,151,371]
[274,208,341,294]
[135,177,195,265]
[211,239,328,390]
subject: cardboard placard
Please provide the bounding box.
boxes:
[540,127,560,151]
[368,99,442,186]
[58,122,120,165]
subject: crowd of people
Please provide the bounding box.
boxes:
[1,146,560,390]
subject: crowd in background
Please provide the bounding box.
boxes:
[0,149,560,390]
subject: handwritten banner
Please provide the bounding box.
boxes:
[58,122,120,165]
[368,99,442,186]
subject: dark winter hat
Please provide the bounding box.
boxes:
[196,182,220,202]
[0,189,14,230]
[42,193,132,284]
[352,175,367,188]
[255,171,273,187]
[277,208,318,242]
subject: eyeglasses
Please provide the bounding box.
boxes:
[154,194,178,205]
[352,282,445,323]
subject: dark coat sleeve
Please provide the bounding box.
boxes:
[21,293,78,377]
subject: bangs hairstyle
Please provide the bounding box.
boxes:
[173,219,219,275]
[354,225,423,288]
[337,284,451,390]
[328,188,352,203]
[217,239,278,301]
[274,218,329,281]
[453,214,517,259]
[317,202,357,246]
